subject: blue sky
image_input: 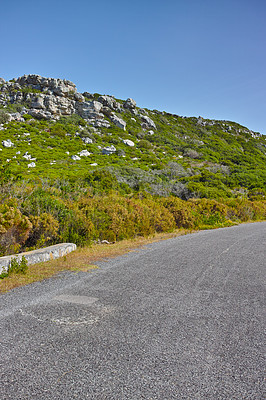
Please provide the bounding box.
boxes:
[1,0,265,134]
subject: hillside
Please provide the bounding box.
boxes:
[0,74,265,258]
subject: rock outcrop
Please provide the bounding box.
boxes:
[0,74,131,130]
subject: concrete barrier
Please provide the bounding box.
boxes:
[0,243,77,274]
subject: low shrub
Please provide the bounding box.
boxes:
[0,256,28,279]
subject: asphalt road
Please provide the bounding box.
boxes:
[0,222,265,399]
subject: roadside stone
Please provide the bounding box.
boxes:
[0,243,77,273]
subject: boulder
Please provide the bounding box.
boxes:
[28,109,53,120]
[83,92,94,100]
[31,96,45,109]
[0,78,5,85]
[102,145,116,155]
[2,139,14,148]
[92,119,110,128]
[123,139,135,147]
[141,115,156,129]
[123,98,136,109]
[110,114,126,130]
[8,113,25,122]
[82,137,93,144]
[98,95,121,111]
[71,155,81,160]
[75,100,103,119]
[79,149,91,157]
[27,162,36,168]
[74,93,85,102]
[23,152,32,160]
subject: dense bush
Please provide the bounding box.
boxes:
[0,185,265,256]
[0,204,32,256]
[26,213,59,248]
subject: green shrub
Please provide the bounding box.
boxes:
[9,256,28,274]
[26,213,59,248]
[0,256,28,279]
[0,110,9,124]
[0,205,32,256]
[160,197,195,228]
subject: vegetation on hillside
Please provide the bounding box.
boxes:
[0,79,265,257]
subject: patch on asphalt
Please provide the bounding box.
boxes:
[52,295,98,305]
[19,300,114,329]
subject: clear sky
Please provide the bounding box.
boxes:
[1,0,265,134]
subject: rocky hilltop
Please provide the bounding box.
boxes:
[0,74,158,132]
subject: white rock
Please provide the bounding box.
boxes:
[16,151,21,154]
[124,98,136,109]
[6,159,11,162]
[23,132,30,136]
[110,114,126,130]
[71,155,81,160]
[132,157,138,160]
[23,152,32,160]
[79,149,91,157]
[28,162,36,168]
[82,137,93,144]
[147,130,154,135]
[102,145,116,155]
[90,163,98,166]
[2,139,14,148]
[66,151,70,155]
[123,139,135,147]
[141,115,156,129]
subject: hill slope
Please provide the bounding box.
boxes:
[0,74,265,199]
[0,75,265,258]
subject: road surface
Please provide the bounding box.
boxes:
[0,222,265,399]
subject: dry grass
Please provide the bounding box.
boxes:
[0,229,191,293]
